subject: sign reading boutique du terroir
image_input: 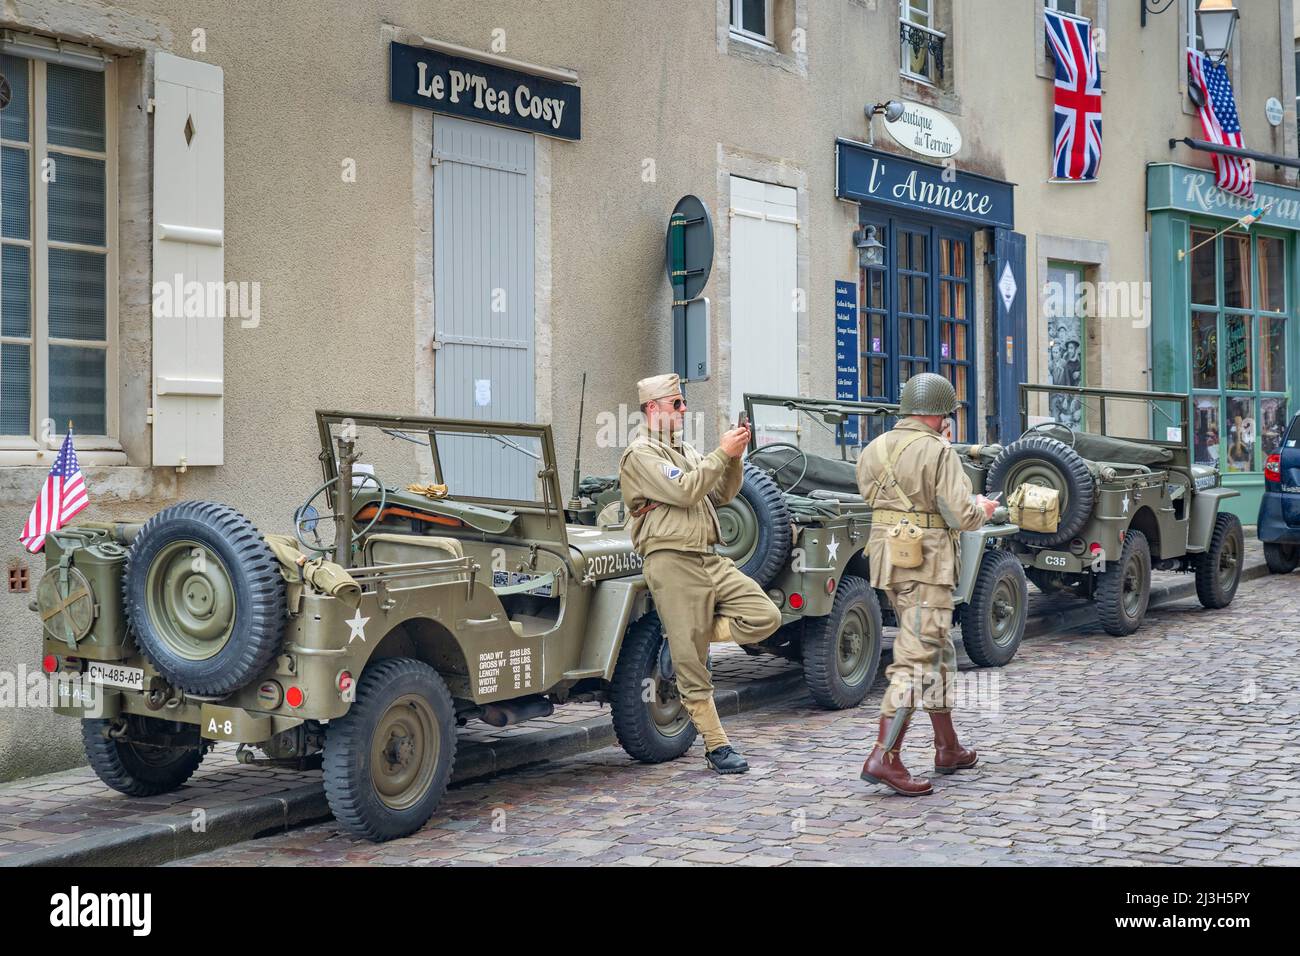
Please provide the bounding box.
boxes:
[882,101,962,159]
[389,41,581,141]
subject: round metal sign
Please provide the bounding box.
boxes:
[1265,97,1284,127]
[665,194,714,301]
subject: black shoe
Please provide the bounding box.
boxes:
[705,745,749,774]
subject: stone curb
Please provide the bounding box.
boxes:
[5,552,1271,867]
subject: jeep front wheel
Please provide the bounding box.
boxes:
[800,575,883,709]
[1195,513,1244,608]
[959,549,1028,667]
[323,658,456,842]
[609,613,698,763]
[82,715,207,797]
[1095,530,1151,636]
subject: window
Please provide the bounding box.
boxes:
[1187,226,1289,473]
[1045,0,1079,14]
[900,0,945,86]
[730,0,773,45]
[0,50,114,449]
[1187,0,1205,53]
[856,214,975,443]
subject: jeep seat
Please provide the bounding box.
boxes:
[749,446,859,497]
[364,533,465,565]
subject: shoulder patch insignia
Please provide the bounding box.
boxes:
[661,464,683,480]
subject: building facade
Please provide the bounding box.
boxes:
[0,0,1294,779]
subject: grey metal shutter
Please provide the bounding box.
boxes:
[432,116,535,499]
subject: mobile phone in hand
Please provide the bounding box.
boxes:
[737,411,749,430]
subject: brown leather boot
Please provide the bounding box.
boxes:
[931,711,978,773]
[860,714,933,796]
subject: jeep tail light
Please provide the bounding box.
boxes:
[1265,454,1282,484]
[789,592,805,610]
[825,577,836,595]
[285,686,305,708]
[337,671,354,695]
[41,654,58,674]
[767,588,785,609]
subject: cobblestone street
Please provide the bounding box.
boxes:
[175,574,1300,867]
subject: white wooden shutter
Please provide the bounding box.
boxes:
[152,52,224,466]
[729,176,798,437]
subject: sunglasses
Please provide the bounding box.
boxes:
[657,397,687,411]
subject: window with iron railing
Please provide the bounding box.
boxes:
[899,0,945,86]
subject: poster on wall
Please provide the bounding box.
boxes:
[1260,397,1289,458]
[835,280,859,445]
[1225,396,1255,472]
[1194,396,1220,467]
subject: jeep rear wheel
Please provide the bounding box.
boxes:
[124,501,286,697]
[800,575,883,709]
[1195,513,1243,609]
[1264,542,1300,574]
[987,436,1095,548]
[959,549,1028,667]
[323,658,456,842]
[610,613,697,763]
[82,715,207,797]
[1095,530,1150,636]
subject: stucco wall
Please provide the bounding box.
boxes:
[0,0,1293,780]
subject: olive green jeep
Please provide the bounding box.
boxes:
[35,412,704,843]
[983,384,1244,636]
[568,394,1030,711]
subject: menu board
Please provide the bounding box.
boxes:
[1226,317,1251,390]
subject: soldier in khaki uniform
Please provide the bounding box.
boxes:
[857,373,997,796]
[619,373,782,774]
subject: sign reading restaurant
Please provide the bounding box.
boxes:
[389,41,581,141]
[1148,162,1300,228]
[835,139,1013,230]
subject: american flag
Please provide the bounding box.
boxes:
[1045,9,1102,182]
[20,430,89,553]
[1187,49,1254,199]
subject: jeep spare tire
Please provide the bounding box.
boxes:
[124,501,286,697]
[715,463,793,588]
[986,435,1095,548]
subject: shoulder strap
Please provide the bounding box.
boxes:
[869,431,934,512]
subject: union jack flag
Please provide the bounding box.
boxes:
[1045,9,1102,182]
[1187,49,1254,199]
[19,430,89,553]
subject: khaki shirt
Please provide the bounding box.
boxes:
[856,418,986,594]
[618,425,743,557]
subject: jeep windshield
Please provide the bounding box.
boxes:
[742,393,899,464]
[315,412,561,509]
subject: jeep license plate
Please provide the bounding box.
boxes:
[88,662,145,692]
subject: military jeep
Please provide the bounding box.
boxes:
[35,412,702,843]
[984,384,1244,636]
[720,393,1030,708]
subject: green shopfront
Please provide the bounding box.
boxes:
[1148,163,1300,522]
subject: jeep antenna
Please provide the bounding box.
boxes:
[570,372,587,508]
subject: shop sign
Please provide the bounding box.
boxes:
[836,140,1014,229]
[835,280,859,445]
[1148,163,1300,230]
[389,41,581,140]
[882,101,962,159]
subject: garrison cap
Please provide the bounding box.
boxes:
[637,373,682,406]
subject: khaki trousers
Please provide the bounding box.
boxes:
[643,550,782,750]
[881,581,958,717]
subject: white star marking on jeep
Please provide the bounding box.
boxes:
[347,607,370,644]
[827,536,840,561]
[1122,496,1130,514]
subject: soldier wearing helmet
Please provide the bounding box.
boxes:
[855,372,998,796]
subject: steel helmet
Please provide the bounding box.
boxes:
[899,372,959,416]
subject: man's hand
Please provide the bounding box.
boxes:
[976,494,998,521]
[720,425,750,459]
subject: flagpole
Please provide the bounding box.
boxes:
[1176,198,1275,261]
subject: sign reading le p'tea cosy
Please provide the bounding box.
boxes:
[389,41,581,141]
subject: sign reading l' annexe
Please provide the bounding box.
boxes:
[389,41,581,140]
[836,140,1014,230]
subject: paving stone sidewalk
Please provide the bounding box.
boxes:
[179,571,1300,867]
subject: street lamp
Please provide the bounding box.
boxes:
[1196,0,1239,65]
[854,225,885,269]
[865,100,905,123]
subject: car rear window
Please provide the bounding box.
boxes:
[1287,415,1300,448]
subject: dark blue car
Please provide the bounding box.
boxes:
[1260,412,1300,574]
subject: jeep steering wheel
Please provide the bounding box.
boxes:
[758,442,810,494]
[1026,420,1078,450]
[294,472,388,555]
